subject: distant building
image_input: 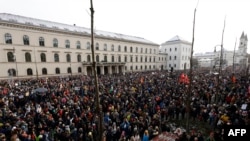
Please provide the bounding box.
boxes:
[160,35,192,70]
[0,13,167,79]
[193,32,248,71]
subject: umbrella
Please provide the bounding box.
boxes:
[34,87,48,93]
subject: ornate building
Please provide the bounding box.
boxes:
[0,13,167,79]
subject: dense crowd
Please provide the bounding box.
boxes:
[0,69,249,141]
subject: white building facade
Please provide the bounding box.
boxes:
[0,13,167,79]
[160,36,191,70]
[193,32,248,70]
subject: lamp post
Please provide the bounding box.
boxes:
[34,47,39,80]
[213,45,222,71]
[13,47,18,78]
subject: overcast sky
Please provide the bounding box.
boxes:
[1,0,249,54]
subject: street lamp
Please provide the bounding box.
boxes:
[13,47,18,78]
[213,44,222,71]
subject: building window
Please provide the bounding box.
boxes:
[149,65,151,69]
[149,57,151,62]
[96,55,99,62]
[5,33,12,44]
[76,41,81,49]
[130,66,133,70]
[169,56,171,60]
[104,44,107,51]
[124,46,127,52]
[7,52,15,62]
[39,37,45,46]
[104,55,107,62]
[141,48,143,53]
[141,65,143,70]
[95,43,99,50]
[77,54,81,62]
[112,56,114,62]
[111,44,114,51]
[136,66,138,70]
[145,65,147,70]
[23,35,29,45]
[55,68,60,74]
[54,54,59,62]
[65,40,70,48]
[136,47,138,53]
[66,54,71,62]
[174,64,176,68]
[8,69,16,76]
[40,53,46,62]
[87,55,91,62]
[150,49,152,54]
[130,56,133,62]
[136,56,138,62]
[27,68,33,75]
[175,48,177,51]
[124,56,127,62]
[174,56,177,60]
[118,45,121,51]
[145,48,147,53]
[145,56,147,62]
[154,49,156,54]
[67,67,72,74]
[130,47,133,52]
[42,68,47,75]
[154,57,155,62]
[141,56,143,62]
[118,56,121,62]
[86,42,91,49]
[53,38,58,47]
[25,52,32,62]
[78,67,82,73]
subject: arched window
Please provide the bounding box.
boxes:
[8,69,16,76]
[65,40,70,48]
[124,56,127,62]
[76,41,81,49]
[112,56,114,62]
[55,68,60,74]
[87,55,91,62]
[25,52,32,62]
[66,54,71,62]
[96,55,99,62]
[39,37,45,46]
[53,38,58,47]
[77,54,81,62]
[111,44,114,51]
[42,68,47,75]
[124,46,127,52]
[23,35,29,45]
[95,43,99,50]
[67,67,72,74]
[78,67,82,73]
[7,52,15,62]
[27,68,33,75]
[5,33,12,44]
[54,53,59,62]
[130,47,133,52]
[86,42,91,49]
[130,56,133,62]
[118,45,121,51]
[40,53,46,62]
[104,55,107,62]
[104,44,107,51]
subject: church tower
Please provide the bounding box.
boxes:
[238,32,248,56]
[237,31,248,68]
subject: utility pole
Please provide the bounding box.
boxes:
[216,17,226,104]
[186,1,198,133]
[233,38,237,74]
[90,0,103,140]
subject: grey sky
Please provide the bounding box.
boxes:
[0,0,249,53]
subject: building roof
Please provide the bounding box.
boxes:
[161,35,191,45]
[0,13,158,45]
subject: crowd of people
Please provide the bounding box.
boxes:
[0,69,249,141]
